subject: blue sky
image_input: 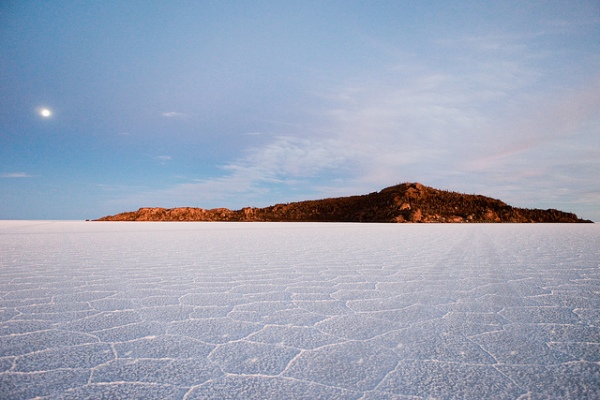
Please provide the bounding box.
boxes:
[1,1,599,221]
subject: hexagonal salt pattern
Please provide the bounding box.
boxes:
[0,221,598,399]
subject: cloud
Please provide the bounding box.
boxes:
[161,136,351,205]
[117,59,538,207]
[466,77,600,171]
[161,111,189,118]
[1,172,34,178]
[107,133,358,211]
[155,155,172,162]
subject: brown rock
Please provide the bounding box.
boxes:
[409,208,422,222]
[95,182,592,223]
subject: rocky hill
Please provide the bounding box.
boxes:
[95,182,592,223]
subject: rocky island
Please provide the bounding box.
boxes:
[95,182,592,223]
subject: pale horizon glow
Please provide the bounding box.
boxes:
[1,1,599,220]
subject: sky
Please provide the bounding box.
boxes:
[1,1,599,221]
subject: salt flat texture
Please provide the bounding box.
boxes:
[0,221,599,399]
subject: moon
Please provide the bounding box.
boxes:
[40,108,52,118]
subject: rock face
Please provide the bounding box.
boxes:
[95,182,592,223]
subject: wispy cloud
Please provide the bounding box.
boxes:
[161,111,189,118]
[134,135,352,208]
[466,77,600,171]
[154,155,172,163]
[1,172,34,178]
[115,61,536,207]
[101,130,340,211]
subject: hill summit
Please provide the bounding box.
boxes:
[95,182,591,223]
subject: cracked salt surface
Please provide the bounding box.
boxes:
[0,221,599,399]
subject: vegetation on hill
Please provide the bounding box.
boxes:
[95,182,592,223]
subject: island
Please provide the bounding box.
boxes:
[95,182,592,223]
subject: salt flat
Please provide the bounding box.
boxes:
[0,221,599,399]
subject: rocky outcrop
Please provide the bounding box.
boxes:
[95,182,593,223]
